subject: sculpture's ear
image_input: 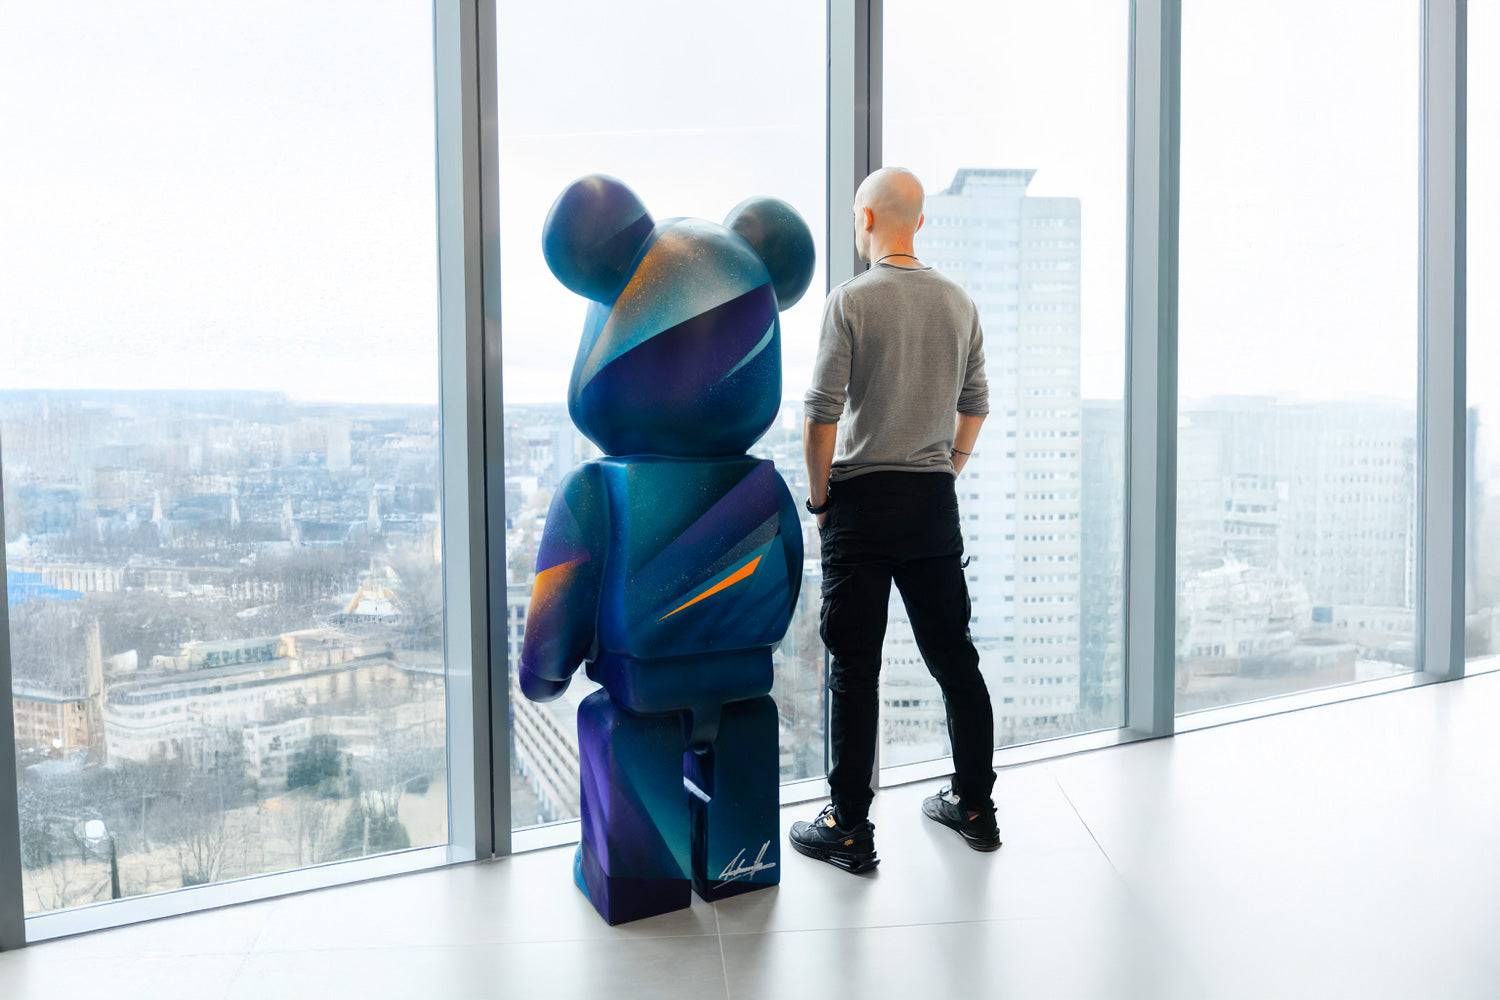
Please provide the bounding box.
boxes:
[542,175,654,302]
[725,197,816,310]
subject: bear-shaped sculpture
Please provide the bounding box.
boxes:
[519,175,814,924]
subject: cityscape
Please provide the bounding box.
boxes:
[9,169,1493,914]
[3,391,449,914]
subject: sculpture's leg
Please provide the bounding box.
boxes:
[576,689,691,924]
[687,695,780,902]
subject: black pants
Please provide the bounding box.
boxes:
[819,471,996,826]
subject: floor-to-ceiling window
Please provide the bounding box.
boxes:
[880,0,1130,766]
[495,0,828,833]
[1,1,452,916]
[1176,0,1421,712]
[0,0,1482,948]
[1467,1,1499,676]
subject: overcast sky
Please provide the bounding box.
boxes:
[0,0,440,405]
[2,1,1494,435]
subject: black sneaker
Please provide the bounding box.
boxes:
[921,786,1001,852]
[788,804,879,873]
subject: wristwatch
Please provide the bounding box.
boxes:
[806,496,831,515]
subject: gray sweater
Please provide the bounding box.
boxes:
[804,263,988,482]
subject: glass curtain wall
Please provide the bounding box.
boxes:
[1,0,1481,940]
[496,0,827,832]
[1467,1,1499,675]
[880,0,1130,767]
[1176,1,1421,712]
[1,2,449,914]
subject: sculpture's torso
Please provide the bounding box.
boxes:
[586,455,799,720]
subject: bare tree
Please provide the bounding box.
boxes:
[271,791,342,868]
[168,784,232,888]
[331,715,440,858]
[164,732,250,887]
[29,852,109,913]
[385,540,443,654]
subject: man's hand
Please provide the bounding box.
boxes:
[953,413,985,475]
[804,416,838,526]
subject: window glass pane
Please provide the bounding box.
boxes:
[1468,2,1500,674]
[498,1,828,831]
[1,3,447,914]
[1176,1,1420,712]
[881,0,1129,766]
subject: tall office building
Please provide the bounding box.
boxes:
[877,169,1083,758]
[1178,398,1416,611]
[1175,397,1417,707]
[1080,399,1125,729]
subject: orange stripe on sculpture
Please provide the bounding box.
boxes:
[658,555,762,621]
[531,556,587,610]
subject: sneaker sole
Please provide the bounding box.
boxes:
[788,837,880,874]
[921,802,1002,852]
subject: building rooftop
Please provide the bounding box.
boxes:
[939,168,1037,196]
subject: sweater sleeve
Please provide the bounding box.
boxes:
[803,287,853,425]
[956,307,989,416]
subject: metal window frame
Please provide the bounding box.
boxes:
[1168,0,1466,723]
[0,0,1479,947]
[1420,0,1466,683]
[0,0,495,947]
[820,0,1173,788]
[1124,0,1180,739]
[509,2,866,851]
[0,444,24,951]
[437,0,498,864]
[827,0,881,292]
[475,0,510,858]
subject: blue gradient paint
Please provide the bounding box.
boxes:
[520,175,814,924]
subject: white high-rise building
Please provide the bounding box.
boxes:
[1177,397,1416,611]
[1174,396,1418,699]
[877,169,1082,757]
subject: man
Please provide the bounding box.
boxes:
[788,167,998,873]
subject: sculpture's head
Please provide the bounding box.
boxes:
[542,175,815,457]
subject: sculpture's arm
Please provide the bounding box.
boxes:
[519,463,607,702]
[775,469,804,616]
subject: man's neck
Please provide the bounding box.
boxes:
[867,238,922,267]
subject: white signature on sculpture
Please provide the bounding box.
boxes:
[717,841,777,883]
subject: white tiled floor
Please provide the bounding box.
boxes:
[4,672,1499,999]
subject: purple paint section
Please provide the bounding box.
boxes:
[542,175,654,303]
[586,285,774,403]
[575,691,691,925]
[573,284,780,457]
[635,463,780,583]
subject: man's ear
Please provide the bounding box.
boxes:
[542,175,654,303]
[916,212,924,233]
[725,197,816,311]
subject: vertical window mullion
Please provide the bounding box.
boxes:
[827,0,880,292]
[474,0,509,860]
[434,0,494,862]
[0,454,24,951]
[1125,0,1180,737]
[1420,0,1466,682]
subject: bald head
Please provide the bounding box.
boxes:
[852,167,925,263]
[856,167,924,231]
